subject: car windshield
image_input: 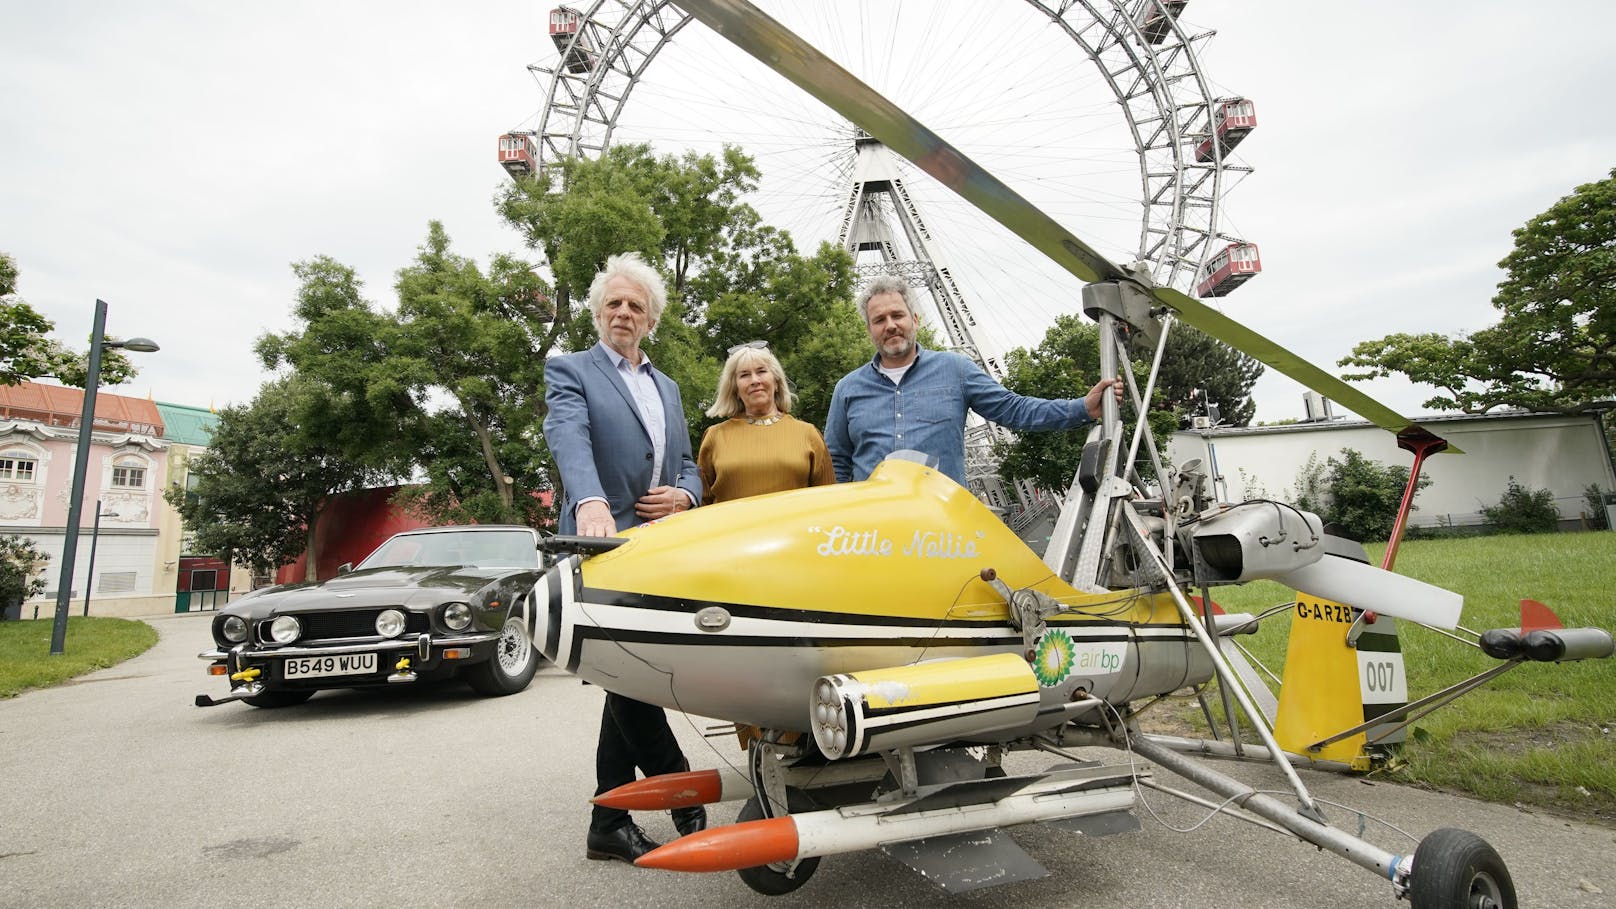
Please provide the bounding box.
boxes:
[357,529,540,570]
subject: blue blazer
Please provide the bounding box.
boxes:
[543,343,702,534]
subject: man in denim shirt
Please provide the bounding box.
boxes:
[825,275,1121,485]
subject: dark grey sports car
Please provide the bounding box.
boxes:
[196,525,546,708]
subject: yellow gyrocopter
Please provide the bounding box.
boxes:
[529,2,1614,904]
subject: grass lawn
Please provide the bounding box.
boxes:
[0,616,159,699]
[1199,531,1616,824]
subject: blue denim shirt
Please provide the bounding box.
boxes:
[824,346,1094,485]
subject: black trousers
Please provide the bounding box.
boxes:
[590,691,689,834]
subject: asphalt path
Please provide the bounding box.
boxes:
[2,614,1611,909]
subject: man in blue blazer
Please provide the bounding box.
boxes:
[542,252,706,863]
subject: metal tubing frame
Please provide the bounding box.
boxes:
[1059,727,1404,883]
[1120,314,1173,488]
[1202,584,1247,754]
[1072,309,1128,589]
[1307,660,1524,751]
[1382,433,1447,571]
[1117,503,1322,815]
[1136,733,1358,774]
[1121,734,1405,883]
[1135,778,1295,837]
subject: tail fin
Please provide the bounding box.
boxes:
[1519,598,1563,631]
[1272,538,1409,769]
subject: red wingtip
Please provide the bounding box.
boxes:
[1519,599,1563,632]
[635,817,800,873]
[591,769,723,810]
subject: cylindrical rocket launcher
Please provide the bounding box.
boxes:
[595,757,897,812]
[592,768,739,811]
[635,767,1137,873]
[810,652,1041,760]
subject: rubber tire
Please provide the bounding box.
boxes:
[243,689,315,709]
[735,789,820,895]
[1408,827,1516,909]
[465,615,539,696]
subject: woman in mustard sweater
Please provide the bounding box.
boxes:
[698,342,835,505]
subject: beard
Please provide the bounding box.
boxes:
[879,332,914,360]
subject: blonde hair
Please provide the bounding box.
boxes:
[706,346,796,418]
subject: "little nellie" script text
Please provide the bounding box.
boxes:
[812,525,982,559]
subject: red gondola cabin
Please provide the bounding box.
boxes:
[1196,242,1261,298]
[550,7,596,74]
[497,134,538,179]
[1195,99,1257,162]
[1136,1,1187,45]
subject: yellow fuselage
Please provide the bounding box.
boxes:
[535,459,1208,733]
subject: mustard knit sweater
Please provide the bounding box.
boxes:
[697,414,836,505]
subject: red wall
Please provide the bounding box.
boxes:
[273,487,433,585]
[271,486,554,586]
[178,556,229,592]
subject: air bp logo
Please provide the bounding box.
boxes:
[1033,629,1076,687]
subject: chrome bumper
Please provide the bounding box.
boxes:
[197,631,500,663]
[194,632,502,707]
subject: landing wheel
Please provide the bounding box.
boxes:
[735,789,820,896]
[243,689,315,709]
[1408,828,1516,909]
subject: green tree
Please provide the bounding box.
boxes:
[389,222,553,524]
[1,252,135,387]
[689,243,861,430]
[0,535,49,618]
[1159,324,1263,427]
[499,143,673,347]
[256,256,417,474]
[993,315,1177,493]
[1480,476,1561,534]
[498,143,866,437]
[1341,168,1616,417]
[252,143,866,534]
[166,377,381,579]
[0,252,16,296]
[1292,448,1430,541]
[260,229,556,527]
[500,144,739,435]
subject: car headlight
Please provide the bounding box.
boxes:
[221,615,248,643]
[442,602,473,632]
[268,615,301,644]
[375,609,407,638]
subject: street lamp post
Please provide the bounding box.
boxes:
[48,299,158,656]
[81,500,121,618]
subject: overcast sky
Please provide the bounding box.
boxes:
[5,1,1613,425]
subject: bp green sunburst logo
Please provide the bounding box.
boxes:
[1033,629,1075,687]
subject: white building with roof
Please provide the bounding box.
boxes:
[1167,411,1616,531]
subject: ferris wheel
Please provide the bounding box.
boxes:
[500,0,1260,325]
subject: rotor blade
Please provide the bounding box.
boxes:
[674,0,1125,286]
[1152,285,1455,448]
[676,0,1452,449]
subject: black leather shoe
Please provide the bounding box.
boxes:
[586,822,661,863]
[672,804,707,837]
